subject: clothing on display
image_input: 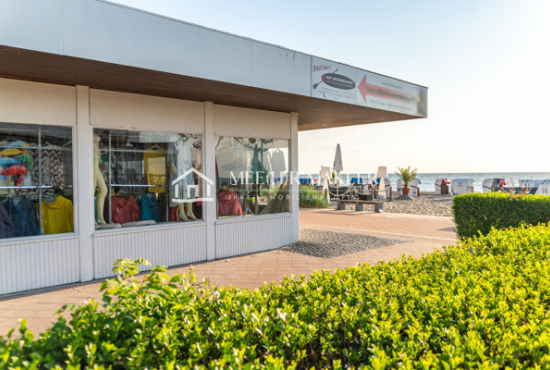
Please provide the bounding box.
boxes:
[215,136,289,218]
[112,151,147,195]
[217,190,242,217]
[270,149,287,177]
[137,193,161,222]
[32,148,66,189]
[251,144,270,184]
[41,195,74,235]
[0,202,14,239]
[216,137,249,185]
[143,150,167,194]
[1,197,40,237]
[96,129,203,226]
[109,196,141,224]
[0,124,74,240]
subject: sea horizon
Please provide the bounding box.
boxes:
[300,171,550,193]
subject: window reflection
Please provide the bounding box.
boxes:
[215,137,289,218]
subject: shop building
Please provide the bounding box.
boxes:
[0,0,427,295]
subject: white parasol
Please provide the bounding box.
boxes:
[333,144,343,185]
[376,166,387,200]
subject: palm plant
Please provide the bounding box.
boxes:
[395,166,418,191]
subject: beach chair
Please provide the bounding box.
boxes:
[482,178,506,193]
[435,178,450,195]
[451,179,474,195]
[410,178,422,197]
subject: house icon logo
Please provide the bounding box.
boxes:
[171,168,214,203]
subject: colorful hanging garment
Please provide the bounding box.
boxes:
[2,198,40,237]
[32,148,65,189]
[40,195,74,235]
[0,203,14,239]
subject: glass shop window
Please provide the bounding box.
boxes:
[93,129,202,230]
[0,123,74,240]
[215,136,289,218]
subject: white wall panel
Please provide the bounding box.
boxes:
[0,237,79,295]
[215,216,293,259]
[0,78,76,125]
[252,42,312,96]
[90,89,204,133]
[0,0,310,95]
[213,105,290,139]
[93,224,207,279]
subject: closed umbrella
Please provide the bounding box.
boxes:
[376,166,387,200]
[333,144,343,186]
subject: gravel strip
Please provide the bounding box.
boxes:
[282,228,408,258]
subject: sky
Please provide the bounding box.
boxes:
[109,0,550,174]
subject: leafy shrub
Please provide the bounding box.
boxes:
[5,225,550,368]
[299,185,330,208]
[453,192,550,238]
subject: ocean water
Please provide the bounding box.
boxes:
[303,172,550,193]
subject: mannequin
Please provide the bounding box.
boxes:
[93,135,121,230]
[169,136,198,221]
[93,135,108,225]
[170,162,196,221]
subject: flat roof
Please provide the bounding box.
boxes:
[0,0,427,130]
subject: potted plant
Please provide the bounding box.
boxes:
[395,166,418,196]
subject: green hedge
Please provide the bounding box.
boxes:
[299,185,330,208]
[453,192,550,239]
[5,225,550,368]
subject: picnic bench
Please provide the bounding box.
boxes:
[336,199,383,213]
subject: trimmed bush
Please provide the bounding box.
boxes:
[299,185,330,208]
[4,225,550,368]
[453,192,550,239]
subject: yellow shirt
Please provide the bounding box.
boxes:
[143,151,166,193]
[40,195,74,235]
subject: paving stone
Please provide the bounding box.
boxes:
[0,210,456,336]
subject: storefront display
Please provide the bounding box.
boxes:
[0,122,74,239]
[215,136,289,218]
[94,129,202,229]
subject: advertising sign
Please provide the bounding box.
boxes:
[311,57,357,104]
[310,57,427,117]
[356,71,427,117]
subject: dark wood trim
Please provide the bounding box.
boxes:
[0,45,420,130]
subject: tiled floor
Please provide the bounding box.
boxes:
[0,209,457,336]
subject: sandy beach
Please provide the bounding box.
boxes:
[384,193,453,217]
[333,192,453,217]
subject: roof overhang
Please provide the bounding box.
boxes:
[0,0,427,131]
[0,45,420,131]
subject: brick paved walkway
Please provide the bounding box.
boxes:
[0,209,456,336]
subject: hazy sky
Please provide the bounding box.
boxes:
[110,0,550,174]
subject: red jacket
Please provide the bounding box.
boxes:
[217,191,242,217]
[110,196,141,224]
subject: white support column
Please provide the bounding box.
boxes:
[204,102,216,260]
[76,86,95,281]
[290,112,300,242]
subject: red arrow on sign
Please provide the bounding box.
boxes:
[358,75,367,102]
